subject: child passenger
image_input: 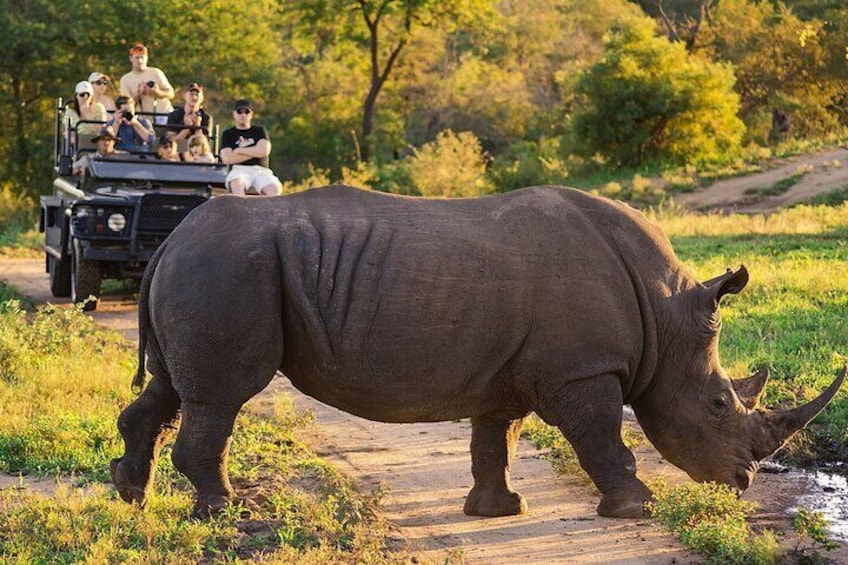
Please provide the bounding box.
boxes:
[184,133,215,163]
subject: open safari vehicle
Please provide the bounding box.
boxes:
[40,98,228,310]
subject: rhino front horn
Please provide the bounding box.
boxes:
[753,365,846,460]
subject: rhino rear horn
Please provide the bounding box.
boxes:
[733,367,770,409]
[753,365,846,460]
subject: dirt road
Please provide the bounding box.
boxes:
[2,236,846,563]
[678,148,848,213]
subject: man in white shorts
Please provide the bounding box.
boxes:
[220,99,282,196]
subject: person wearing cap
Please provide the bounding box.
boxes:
[72,126,125,176]
[156,134,182,162]
[108,96,155,152]
[88,71,116,112]
[220,99,282,196]
[62,81,108,143]
[167,82,213,142]
[119,42,174,122]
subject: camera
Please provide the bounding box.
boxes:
[122,110,134,122]
[146,81,155,88]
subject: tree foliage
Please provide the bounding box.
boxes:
[573,19,744,167]
[1,0,847,198]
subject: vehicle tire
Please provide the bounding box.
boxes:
[71,239,102,311]
[47,253,71,298]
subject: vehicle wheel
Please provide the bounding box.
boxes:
[48,253,71,298]
[71,239,102,311]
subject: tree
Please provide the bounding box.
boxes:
[293,0,497,162]
[695,0,846,138]
[573,19,744,167]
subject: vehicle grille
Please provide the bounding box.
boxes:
[137,194,208,233]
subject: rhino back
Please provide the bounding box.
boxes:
[153,186,679,422]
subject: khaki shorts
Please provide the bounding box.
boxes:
[226,165,282,194]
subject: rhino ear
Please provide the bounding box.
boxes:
[702,265,749,305]
[733,367,770,409]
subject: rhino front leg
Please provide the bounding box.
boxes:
[110,374,181,507]
[538,375,652,518]
[463,414,528,517]
[171,401,240,518]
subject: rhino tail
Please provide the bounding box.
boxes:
[132,241,168,395]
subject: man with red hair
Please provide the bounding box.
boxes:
[119,43,175,123]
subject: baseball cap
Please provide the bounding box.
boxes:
[129,43,148,55]
[75,81,94,96]
[88,72,109,83]
[234,98,253,111]
[92,126,119,142]
[186,82,203,93]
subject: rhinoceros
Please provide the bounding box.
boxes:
[110,185,845,519]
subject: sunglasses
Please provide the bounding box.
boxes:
[77,92,90,98]
[93,80,109,85]
[161,141,175,148]
[235,108,251,115]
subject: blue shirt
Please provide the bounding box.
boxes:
[108,117,155,152]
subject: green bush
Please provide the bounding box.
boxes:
[573,19,744,168]
[407,129,493,197]
[487,137,569,192]
[648,481,780,564]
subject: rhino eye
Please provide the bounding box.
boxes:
[709,394,730,414]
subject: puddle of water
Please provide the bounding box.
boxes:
[766,461,848,542]
[795,468,848,541]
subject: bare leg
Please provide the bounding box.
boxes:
[171,401,241,517]
[536,375,651,518]
[228,178,246,195]
[110,374,181,507]
[260,183,281,196]
[463,414,528,517]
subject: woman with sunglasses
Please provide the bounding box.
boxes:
[88,72,116,112]
[63,81,108,144]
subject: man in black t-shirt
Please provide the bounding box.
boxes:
[166,82,212,142]
[220,99,282,196]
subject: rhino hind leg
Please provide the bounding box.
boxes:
[537,375,652,519]
[463,414,528,517]
[171,401,241,518]
[110,374,181,507]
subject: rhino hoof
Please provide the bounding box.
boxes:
[463,487,528,517]
[597,486,652,518]
[191,494,233,519]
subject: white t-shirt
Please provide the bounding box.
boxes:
[119,67,174,114]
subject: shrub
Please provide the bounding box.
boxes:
[648,481,780,564]
[487,137,568,192]
[573,19,744,168]
[406,129,493,197]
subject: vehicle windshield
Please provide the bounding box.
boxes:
[88,158,228,184]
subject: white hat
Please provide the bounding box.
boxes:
[75,81,94,96]
[88,72,109,83]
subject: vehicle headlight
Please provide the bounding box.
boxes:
[107,213,127,232]
[75,206,93,218]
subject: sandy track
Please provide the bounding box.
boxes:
[678,148,848,213]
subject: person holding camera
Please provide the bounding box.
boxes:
[119,43,174,123]
[167,82,212,142]
[108,96,155,152]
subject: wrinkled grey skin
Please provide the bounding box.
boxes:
[110,185,845,519]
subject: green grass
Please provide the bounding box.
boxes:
[0,294,416,563]
[743,172,805,197]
